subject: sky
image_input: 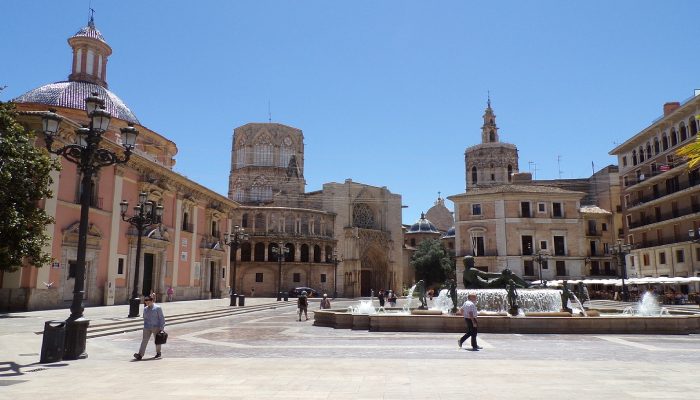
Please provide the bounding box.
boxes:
[2,1,699,225]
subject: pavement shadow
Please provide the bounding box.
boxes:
[0,360,69,377]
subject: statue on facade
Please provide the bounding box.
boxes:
[463,256,531,289]
[415,280,428,309]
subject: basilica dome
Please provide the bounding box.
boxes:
[407,213,440,234]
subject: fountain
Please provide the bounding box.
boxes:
[622,292,671,316]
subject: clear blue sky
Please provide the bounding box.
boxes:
[3,1,699,225]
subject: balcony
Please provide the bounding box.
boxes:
[626,180,700,210]
[181,222,194,233]
[628,206,700,230]
[585,229,602,237]
[625,160,687,189]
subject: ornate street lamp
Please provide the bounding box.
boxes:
[533,250,549,287]
[120,192,163,318]
[271,242,289,301]
[42,94,138,359]
[331,250,342,299]
[224,226,249,306]
[610,239,633,302]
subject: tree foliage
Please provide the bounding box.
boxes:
[0,101,60,271]
[410,239,454,288]
[676,115,700,168]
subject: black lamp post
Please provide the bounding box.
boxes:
[331,251,341,299]
[224,226,249,306]
[120,192,163,317]
[610,239,632,302]
[534,250,549,287]
[42,93,138,359]
[272,242,289,301]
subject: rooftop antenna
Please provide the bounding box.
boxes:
[268,100,271,123]
[528,161,538,180]
[487,90,491,108]
[557,155,563,179]
[88,1,95,26]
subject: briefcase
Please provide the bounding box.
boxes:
[155,330,168,345]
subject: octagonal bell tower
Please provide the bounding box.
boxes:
[465,98,519,190]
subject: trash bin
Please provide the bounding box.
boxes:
[277,291,282,301]
[238,295,245,306]
[283,292,289,301]
[40,320,66,363]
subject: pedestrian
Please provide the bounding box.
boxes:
[388,290,397,307]
[133,295,165,360]
[250,287,255,297]
[167,286,174,302]
[298,290,309,321]
[458,293,482,351]
[150,290,156,302]
[377,289,385,307]
[320,293,331,309]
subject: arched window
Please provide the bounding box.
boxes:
[690,117,698,136]
[507,165,513,182]
[235,147,247,168]
[253,141,273,166]
[471,166,478,184]
[313,245,321,263]
[279,144,294,167]
[654,138,660,154]
[285,214,295,233]
[241,243,252,262]
[671,128,678,146]
[300,244,309,262]
[182,211,189,231]
[324,246,333,262]
[241,213,249,228]
[662,133,669,150]
[251,177,272,202]
[646,142,652,160]
[680,123,687,142]
[254,243,265,261]
[489,130,495,142]
[632,150,637,165]
[285,243,294,262]
[254,213,265,231]
[638,146,644,162]
[301,215,309,234]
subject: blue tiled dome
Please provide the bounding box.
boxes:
[407,213,440,234]
[14,81,139,124]
[442,226,455,238]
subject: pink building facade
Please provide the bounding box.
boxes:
[0,18,238,311]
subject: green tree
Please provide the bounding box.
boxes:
[0,101,60,271]
[410,239,454,288]
[676,115,700,168]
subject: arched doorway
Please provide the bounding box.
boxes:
[360,245,389,296]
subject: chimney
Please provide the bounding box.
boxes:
[663,102,681,116]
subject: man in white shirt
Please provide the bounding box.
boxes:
[458,293,482,351]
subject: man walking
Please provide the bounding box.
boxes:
[134,295,165,360]
[297,290,309,321]
[458,293,482,351]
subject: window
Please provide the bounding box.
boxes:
[471,166,478,184]
[623,176,629,187]
[671,129,678,146]
[556,261,566,276]
[654,138,660,154]
[622,156,627,167]
[539,241,547,251]
[222,268,226,278]
[321,274,327,283]
[490,173,495,181]
[659,252,666,264]
[472,204,481,215]
[255,273,264,282]
[538,203,546,213]
[235,147,247,168]
[507,165,513,182]
[253,142,273,166]
[553,236,566,256]
[293,273,301,282]
[117,257,125,275]
[626,215,632,228]
[602,223,607,231]
[676,249,685,263]
[552,202,563,217]
[521,202,531,218]
[662,133,669,150]
[696,248,700,262]
[522,236,533,255]
[473,236,485,256]
[643,253,650,266]
[279,144,294,167]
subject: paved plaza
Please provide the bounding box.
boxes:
[1,298,699,399]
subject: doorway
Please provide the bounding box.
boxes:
[143,253,154,296]
[209,261,216,297]
[360,270,372,296]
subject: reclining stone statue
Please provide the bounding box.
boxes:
[462,256,531,289]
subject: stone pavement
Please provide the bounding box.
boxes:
[1,298,699,399]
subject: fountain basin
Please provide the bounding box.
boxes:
[313,310,700,335]
[411,309,443,315]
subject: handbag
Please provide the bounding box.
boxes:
[155,330,168,345]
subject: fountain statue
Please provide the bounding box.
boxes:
[415,280,428,309]
[462,256,531,289]
[506,282,519,316]
[560,280,574,313]
[446,279,458,314]
[576,282,589,303]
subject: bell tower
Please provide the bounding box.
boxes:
[67,13,112,88]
